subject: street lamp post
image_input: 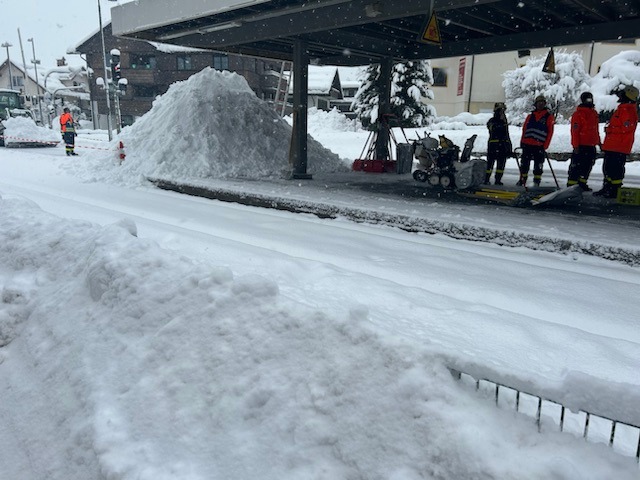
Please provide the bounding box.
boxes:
[97,0,113,141]
[1,42,13,90]
[27,38,44,125]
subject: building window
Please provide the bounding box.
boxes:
[177,55,193,71]
[213,54,229,71]
[135,85,160,98]
[432,68,448,87]
[11,76,24,87]
[121,114,135,127]
[342,87,358,98]
[130,54,157,70]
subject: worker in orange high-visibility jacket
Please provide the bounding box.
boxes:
[594,85,639,198]
[517,95,555,187]
[59,107,77,156]
[567,91,601,191]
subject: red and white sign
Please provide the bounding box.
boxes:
[457,58,466,96]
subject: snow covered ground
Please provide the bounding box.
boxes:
[0,69,639,479]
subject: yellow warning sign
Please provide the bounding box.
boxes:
[419,11,442,45]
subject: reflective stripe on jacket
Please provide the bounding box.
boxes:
[521,109,554,149]
[602,103,638,154]
[570,105,600,148]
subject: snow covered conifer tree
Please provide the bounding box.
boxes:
[503,50,590,124]
[390,60,436,128]
[352,64,382,130]
[353,60,435,129]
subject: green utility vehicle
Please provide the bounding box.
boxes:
[0,89,31,146]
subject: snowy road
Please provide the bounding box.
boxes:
[1,144,639,395]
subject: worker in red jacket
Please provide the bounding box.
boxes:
[59,107,78,156]
[594,85,639,198]
[567,92,601,191]
[517,95,555,187]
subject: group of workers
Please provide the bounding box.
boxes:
[484,85,639,199]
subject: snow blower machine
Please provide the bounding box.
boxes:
[411,133,486,190]
[411,135,587,208]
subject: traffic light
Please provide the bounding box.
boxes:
[111,62,121,81]
[110,49,121,81]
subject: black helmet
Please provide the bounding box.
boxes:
[494,102,506,111]
[63,107,70,113]
[580,92,593,104]
[534,95,546,105]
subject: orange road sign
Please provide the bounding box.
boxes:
[419,11,442,45]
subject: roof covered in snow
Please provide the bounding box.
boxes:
[0,60,88,98]
[287,66,339,95]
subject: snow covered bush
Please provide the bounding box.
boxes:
[590,50,640,117]
[353,60,436,129]
[503,50,590,124]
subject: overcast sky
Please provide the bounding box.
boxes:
[0,0,131,69]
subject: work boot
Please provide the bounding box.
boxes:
[593,186,614,198]
[533,181,540,187]
[494,175,503,186]
[604,187,619,199]
[483,174,491,185]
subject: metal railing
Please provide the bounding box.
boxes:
[450,369,640,462]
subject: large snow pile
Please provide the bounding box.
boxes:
[0,197,637,480]
[85,68,348,185]
[2,116,60,146]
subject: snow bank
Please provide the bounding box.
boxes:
[75,68,348,186]
[0,196,637,480]
[434,112,492,126]
[2,116,60,146]
[286,107,363,134]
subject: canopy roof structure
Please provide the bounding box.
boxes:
[112,0,640,65]
[111,0,640,179]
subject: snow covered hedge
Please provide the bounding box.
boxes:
[503,49,640,124]
[503,51,590,124]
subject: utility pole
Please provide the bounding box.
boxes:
[17,29,28,94]
[1,42,13,90]
[27,38,44,124]
[97,0,113,140]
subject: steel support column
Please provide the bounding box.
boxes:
[374,57,393,161]
[289,39,312,179]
